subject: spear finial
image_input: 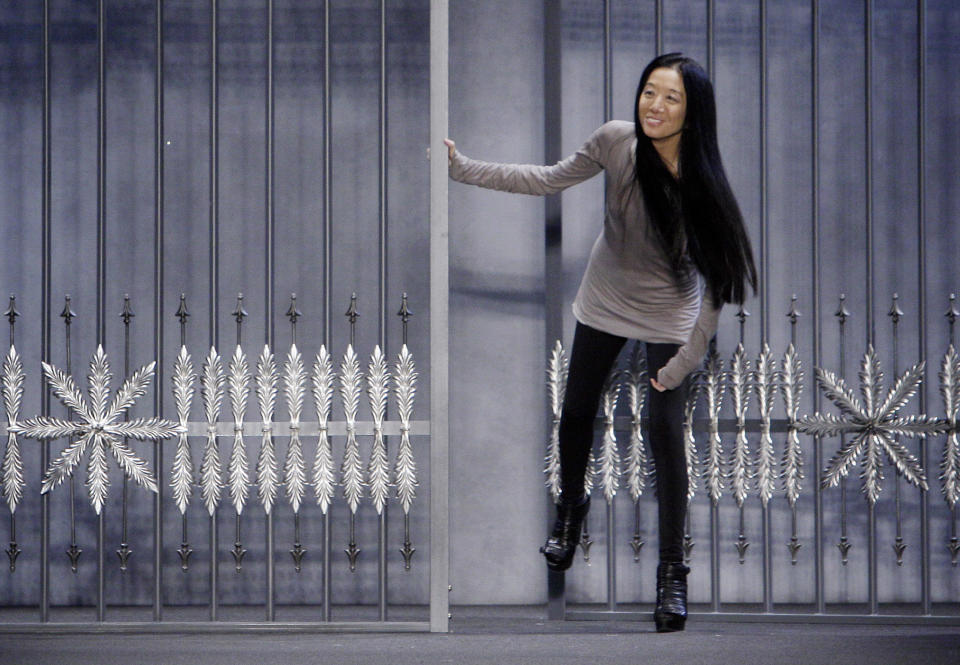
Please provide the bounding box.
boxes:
[888,293,903,326]
[345,293,359,347]
[120,294,135,325]
[397,293,411,345]
[60,295,76,326]
[233,293,247,346]
[835,293,850,326]
[286,293,302,344]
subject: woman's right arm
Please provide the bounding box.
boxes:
[444,125,608,196]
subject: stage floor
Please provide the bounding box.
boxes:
[1,604,959,665]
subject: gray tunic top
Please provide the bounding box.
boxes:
[449,120,721,390]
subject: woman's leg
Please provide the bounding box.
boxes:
[558,322,627,500]
[645,342,689,563]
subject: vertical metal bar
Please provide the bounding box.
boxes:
[759,0,772,614]
[209,0,220,622]
[378,0,389,623]
[153,0,165,623]
[811,0,824,615]
[321,0,332,623]
[96,0,107,624]
[543,0,564,620]
[602,0,615,612]
[707,0,715,80]
[265,0,276,623]
[655,0,663,56]
[40,0,52,625]
[917,0,930,616]
[429,0,450,634]
[865,0,878,617]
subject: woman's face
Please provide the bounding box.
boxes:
[637,67,687,145]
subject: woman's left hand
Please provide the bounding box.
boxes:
[650,377,667,392]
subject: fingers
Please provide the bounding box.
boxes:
[443,138,455,162]
[649,377,667,392]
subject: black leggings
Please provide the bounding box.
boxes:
[559,322,688,563]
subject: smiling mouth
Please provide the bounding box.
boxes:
[645,117,664,126]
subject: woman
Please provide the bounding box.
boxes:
[445,53,756,632]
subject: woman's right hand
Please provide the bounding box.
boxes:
[443,138,456,164]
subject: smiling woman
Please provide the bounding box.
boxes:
[444,52,756,633]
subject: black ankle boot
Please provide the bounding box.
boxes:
[540,495,590,572]
[654,561,690,632]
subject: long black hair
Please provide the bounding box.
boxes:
[632,53,757,306]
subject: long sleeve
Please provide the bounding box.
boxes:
[656,288,722,391]
[448,123,610,196]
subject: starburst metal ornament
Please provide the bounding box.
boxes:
[312,346,336,514]
[394,344,419,569]
[2,346,25,517]
[597,370,622,504]
[198,348,225,516]
[366,346,391,515]
[255,345,280,515]
[795,345,949,505]
[544,341,567,504]
[10,345,180,515]
[780,343,805,563]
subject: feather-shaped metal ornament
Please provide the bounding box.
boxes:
[704,350,725,504]
[227,345,251,514]
[2,345,25,513]
[624,347,648,503]
[545,341,567,504]
[598,370,622,503]
[312,346,336,514]
[729,343,753,508]
[780,343,805,507]
[283,344,308,514]
[367,346,391,515]
[255,345,280,515]
[170,346,196,515]
[939,345,960,509]
[340,345,365,514]
[11,345,179,515]
[683,370,703,503]
[199,347,225,516]
[755,344,777,507]
[394,344,419,514]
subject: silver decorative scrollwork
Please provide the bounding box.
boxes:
[199,347,225,516]
[366,345,391,515]
[255,345,279,515]
[312,346,336,514]
[624,348,648,503]
[729,343,752,509]
[545,341,567,504]
[394,344,419,569]
[796,345,949,505]
[170,346,196,515]
[11,345,179,515]
[2,345,25,515]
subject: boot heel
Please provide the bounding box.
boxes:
[540,495,590,572]
[654,562,690,632]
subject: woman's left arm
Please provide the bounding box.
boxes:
[654,289,722,391]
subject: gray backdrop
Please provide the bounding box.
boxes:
[1,0,958,610]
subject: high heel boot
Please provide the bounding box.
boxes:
[654,561,690,632]
[540,494,590,572]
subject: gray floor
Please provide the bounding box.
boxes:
[1,606,960,665]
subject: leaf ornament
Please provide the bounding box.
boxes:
[393,344,419,514]
[312,346,337,514]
